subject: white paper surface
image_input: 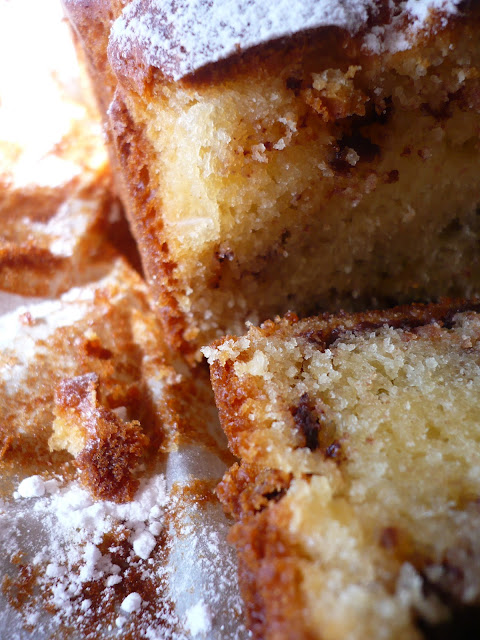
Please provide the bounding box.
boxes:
[0,285,249,639]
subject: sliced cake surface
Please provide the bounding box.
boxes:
[66,0,480,356]
[205,302,480,639]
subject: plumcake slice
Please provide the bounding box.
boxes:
[205,301,480,639]
[65,0,480,356]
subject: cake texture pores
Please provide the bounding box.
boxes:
[207,302,480,639]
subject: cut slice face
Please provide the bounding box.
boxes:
[206,301,480,640]
[65,0,480,356]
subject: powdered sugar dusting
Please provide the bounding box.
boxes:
[109,0,374,81]
[1,462,249,638]
[184,600,212,637]
[110,0,463,82]
[0,470,248,638]
[17,474,165,601]
[0,258,248,638]
[121,591,143,613]
[166,489,249,640]
[362,0,464,54]
[16,475,46,498]
[0,472,186,639]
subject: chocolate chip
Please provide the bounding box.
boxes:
[379,526,399,550]
[291,393,321,451]
[325,441,342,459]
[290,393,339,457]
[286,76,302,94]
[385,169,399,183]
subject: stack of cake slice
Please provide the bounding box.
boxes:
[0,0,131,297]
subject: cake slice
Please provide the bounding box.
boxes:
[0,0,138,297]
[65,0,480,356]
[205,301,480,639]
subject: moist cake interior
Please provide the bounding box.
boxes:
[207,304,480,639]
[109,11,480,351]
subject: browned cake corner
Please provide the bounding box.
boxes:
[206,301,480,639]
[50,372,149,502]
[0,258,173,492]
[65,0,480,357]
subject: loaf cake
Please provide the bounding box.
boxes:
[0,0,139,298]
[64,0,480,356]
[205,302,480,639]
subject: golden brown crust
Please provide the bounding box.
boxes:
[232,523,314,640]
[62,0,124,113]
[218,464,316,639]
[56,1,190,345]
[218,464,302,639]
[229,505,313,639]
[258,298,480,346]
[106,0,476,89]
[209,360,262,459]
[53,373,149,502]
[222,466,480,639]
[217,462,292,520]
[105,91,203,357]
[163,26,358,90]
[193,6,476,87]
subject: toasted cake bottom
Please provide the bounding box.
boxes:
[206,302,480,639]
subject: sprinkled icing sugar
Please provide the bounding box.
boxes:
[184,600,212,637]
[109,0,463,82]
[22,473,166,592]
[1,473,178,638]
[16,475,46,499]
[363,0,464,53]
[0,262,247,638]
[1,467,248,639]
[121,591,143,613]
